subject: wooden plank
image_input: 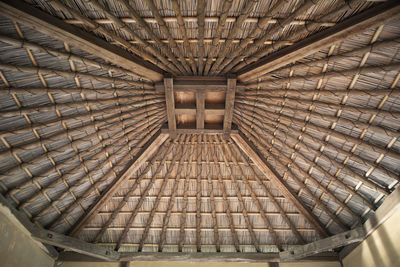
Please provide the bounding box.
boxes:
[280,227,365,261]
[0,0,164,82]
[175,103,225,116]
[31,228,119,261]
[155,80,245,92]
[196,91,205,129]
[231,132,329,238]
[68,131,168,237]
[161,128,238,135]
[223,77,236,134]
[164,77,177,138]
[119,252,338,262]
[236,0,400,82]
[58,251,339,263]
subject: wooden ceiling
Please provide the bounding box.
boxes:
[0,0,399,262]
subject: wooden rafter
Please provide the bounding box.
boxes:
[0,0,164,82]
[236,0,400,82]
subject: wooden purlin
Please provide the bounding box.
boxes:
[0,0,164,82]
[236,0,400,82]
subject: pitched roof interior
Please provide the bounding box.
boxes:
[0,0,399,255]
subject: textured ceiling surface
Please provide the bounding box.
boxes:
[0,0,399,254]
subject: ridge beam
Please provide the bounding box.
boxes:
[0,0,164,82]
[236,0,400,82]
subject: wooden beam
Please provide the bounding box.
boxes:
[118,252,338,262]
[58,251,339,263]
[236,0,400,82]
[0,0,164,82]
[164,77,177,138]
[223,77,236,134]
[231,132,329,238]
[280,227,365,261]
[31,228,119,261]
[196,91,205,129]
[155,79,245,92]
[68,131,168,237]
[161,128,238,135]
[175,103,225,116]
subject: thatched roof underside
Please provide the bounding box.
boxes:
[0,0,399,254]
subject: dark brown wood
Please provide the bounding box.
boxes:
[236,0,400,82]
[231,132,329,238]
[31,228,119,261]
[0,0,164,82]
[164,77,177,138]
[223,78,237,134]
[196,92,205,129]
[280,227,365,261]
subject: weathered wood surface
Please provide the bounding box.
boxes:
[0,0,164,82]
[237,0,400,82]
[161,128,238,135]
[164,77,177,138]
[31,228,119,261]
[223,77,236,134]
[68,131,169,237]
[155,79,245,92]
[196,91,205,129]
[280,227,365,261]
